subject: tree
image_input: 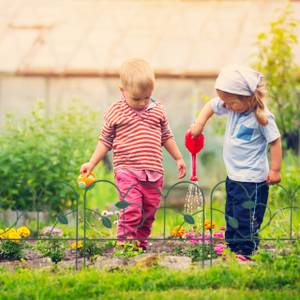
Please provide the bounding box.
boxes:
[253,5,300,153]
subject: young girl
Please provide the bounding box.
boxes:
[80,58,186,250]
[190,65,282,258]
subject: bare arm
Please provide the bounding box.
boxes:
[267,137,282,184]
[80,141,110,176]
[190,101,214,137]
[163,138,186,179]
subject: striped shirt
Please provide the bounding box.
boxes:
[99,98,173,174]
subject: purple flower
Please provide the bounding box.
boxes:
[42,226,63,236]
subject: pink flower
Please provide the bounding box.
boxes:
[220,226,226,231]
[214,243,225,255]
[184,232,199,245]
[213,232,224,239]
[198,233,212,244]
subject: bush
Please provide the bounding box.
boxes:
[37,238,66,264]
[253,5,300,152]
[0,102,110,213]
[0,226,30,260]
[271,152,300,205]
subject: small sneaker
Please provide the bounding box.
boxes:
[236,254,252,263]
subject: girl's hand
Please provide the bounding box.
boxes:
[176,158,186,179]
[190,123,203,138]
[267,169,281,184]
[80,162,95,177]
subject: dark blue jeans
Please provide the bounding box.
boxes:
[225,177,269,256]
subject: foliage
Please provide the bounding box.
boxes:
[0,240,25,261]
[114,241,144,258]
[253,5,300,151]
[171,223,225,261]
[72,240,103,262]
[0,102,111,213]
[0,226,30,260]
[270,152,300,206]
[173,243,217,262]
[37,238,66,264]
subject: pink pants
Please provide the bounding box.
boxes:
[115,172,163,248]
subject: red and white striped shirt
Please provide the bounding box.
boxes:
[99,98,173,174]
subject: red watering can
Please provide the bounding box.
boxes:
[185,131,205,182]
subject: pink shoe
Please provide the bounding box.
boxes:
[236,254,252,263]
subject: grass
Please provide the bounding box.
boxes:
[0,252,299,299]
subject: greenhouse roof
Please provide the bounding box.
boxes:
[0,0,299,77]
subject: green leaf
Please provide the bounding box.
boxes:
[115,201,130,209]
[57,214,68,224]
[242,201,256,209]
[102,217,112,228]
[184,214,195,224]
[228,216,239,229]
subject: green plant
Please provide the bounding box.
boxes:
[173,243,218,262]
[253,5,300,151]
[78,240,103,262]
[0,240,25,261]
[37,238,66,264]
[114,241,144,258]
[270,152,300,206]
[0,226,31,260]
[0,101,112,213]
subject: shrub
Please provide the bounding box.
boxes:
[0,226,30,260]
[253,5,300,152]
[0,102,111,213]
[72,240,104,262]
[37,238,66,264]
[271,152,300,205]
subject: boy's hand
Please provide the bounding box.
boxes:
[80,162,95,177]
[176,158,186,179]
[267,169,281,184]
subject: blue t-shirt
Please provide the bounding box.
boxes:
[211,97,280,183]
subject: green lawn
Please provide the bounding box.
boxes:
[1,251,299,300]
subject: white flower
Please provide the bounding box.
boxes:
[101,210,113,217]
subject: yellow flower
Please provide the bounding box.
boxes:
[6,228,17,234]
[7,230,21,243]
[17,226,31,238]
[205,221,216,230]
[171,226,185,238]
[0,229,6,239]
[71,241,83,249]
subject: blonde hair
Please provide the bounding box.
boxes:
[248,79,268,126]
[217,79,268,126]
[120,58,155,92]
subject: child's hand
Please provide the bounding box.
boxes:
[190,123,203,138]
[80,162,95,177]
[267,169,281,184]
[176,158,186,179]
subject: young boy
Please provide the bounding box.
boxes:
[80,58,186,250]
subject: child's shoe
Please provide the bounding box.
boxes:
[236,254,252,263]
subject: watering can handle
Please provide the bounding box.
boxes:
[190,154,198,182]
[185,131,205,182]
